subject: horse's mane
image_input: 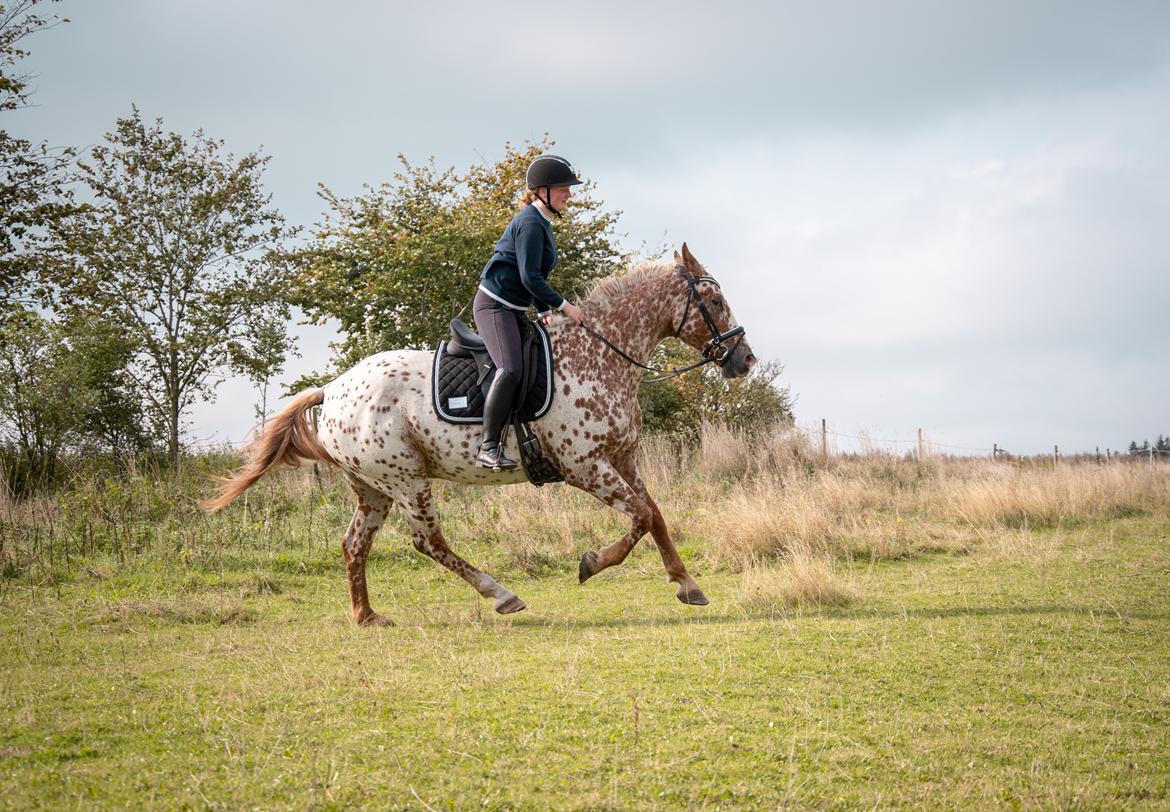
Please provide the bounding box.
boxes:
[583,259,672,308]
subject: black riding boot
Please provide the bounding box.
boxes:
[477,370,519,470]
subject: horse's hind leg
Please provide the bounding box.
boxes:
[396,477,526,615]
[342,481,394,626]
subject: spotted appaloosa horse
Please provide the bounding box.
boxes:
[206,244,756,625]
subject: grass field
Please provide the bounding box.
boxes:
[2,437,1169,809]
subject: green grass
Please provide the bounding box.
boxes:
[2,516,1168,809]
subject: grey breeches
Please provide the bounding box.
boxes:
[472,289,525,377]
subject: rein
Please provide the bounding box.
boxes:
[580,265,746,385]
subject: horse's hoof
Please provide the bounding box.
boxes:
[495,595,527,614]
[579,551,599,584]
[677,588,709,606]
[357,612,395,627]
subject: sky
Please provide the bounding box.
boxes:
[12,0,1170,455]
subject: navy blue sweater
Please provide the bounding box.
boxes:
[479,205,564,314]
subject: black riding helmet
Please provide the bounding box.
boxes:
[526,154,583,217]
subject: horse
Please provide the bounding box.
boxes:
[205,244,757,625]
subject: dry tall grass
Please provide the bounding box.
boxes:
[619,424,1169,567]
[445,423,1168,605]
[3,426,1167,608]
[739,547,858,610]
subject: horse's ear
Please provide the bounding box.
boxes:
[673,249,682,264]
[681,242,701,272]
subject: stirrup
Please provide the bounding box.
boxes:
[476,443,517,470]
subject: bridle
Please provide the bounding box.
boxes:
[674,265,746,365]
[580,265,747,384]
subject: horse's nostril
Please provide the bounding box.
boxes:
[745,354,757,368]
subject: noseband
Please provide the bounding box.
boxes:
[579,265,748,384]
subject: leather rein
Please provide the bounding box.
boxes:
[580,265,747,385]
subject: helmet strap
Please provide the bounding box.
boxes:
[538,186,562,218]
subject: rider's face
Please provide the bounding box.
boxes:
[548,185,573,210]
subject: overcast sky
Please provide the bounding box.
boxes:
[13,1,1170,455]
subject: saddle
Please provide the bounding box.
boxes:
[431,319,563,485]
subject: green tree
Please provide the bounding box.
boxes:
[69,313,152,462]
[237,311,298,428]
[0,0,72,308]
[637,339,794,437]
[1129,440,1150,456]
[45,108,297,467]
[288,140,626,368]
[0,309,147,493]
[0,308,84,492]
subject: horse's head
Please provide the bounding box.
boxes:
[671,243,757,378]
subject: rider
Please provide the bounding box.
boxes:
[472,154,587,469]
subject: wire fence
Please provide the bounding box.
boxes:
[822,428,992,454]
[809,419,1170,466]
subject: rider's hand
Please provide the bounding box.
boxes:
[561,302,585,326]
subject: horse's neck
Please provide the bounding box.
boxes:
[576,270,680,393]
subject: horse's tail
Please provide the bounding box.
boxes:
[202,388,333,512]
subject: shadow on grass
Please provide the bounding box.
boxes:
[501,603,1170,630]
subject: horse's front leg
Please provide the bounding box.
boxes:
[615,457,708,606]
[571,458,697,599]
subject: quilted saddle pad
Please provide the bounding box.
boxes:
[431,325,554,425]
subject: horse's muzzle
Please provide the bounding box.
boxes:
[719,337,756,378]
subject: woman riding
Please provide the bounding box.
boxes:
[472,154,587,469]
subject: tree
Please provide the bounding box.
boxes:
[637,339,794,437]
[45,108,297,467]
[288,140,626,368]
[0,308,85,492]
[0,0,72,308]
[68,313,152,463]
[1129,436,1168,456]
[239,311,298,429]
[0,309,148,493]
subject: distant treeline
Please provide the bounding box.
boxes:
[1128,436,1170,455]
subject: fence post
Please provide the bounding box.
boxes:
[1054,444,1059,466]
[820,418,827,460]
[1151,446,1155,472]
[917,428,924,462]
[993,443,998,460]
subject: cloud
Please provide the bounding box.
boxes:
[599,68,1170,452]
[15,0,1170,452]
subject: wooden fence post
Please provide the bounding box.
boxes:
[820,418,827,460]
[917,428,924,462]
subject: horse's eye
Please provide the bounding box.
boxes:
[712,298,724,309]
